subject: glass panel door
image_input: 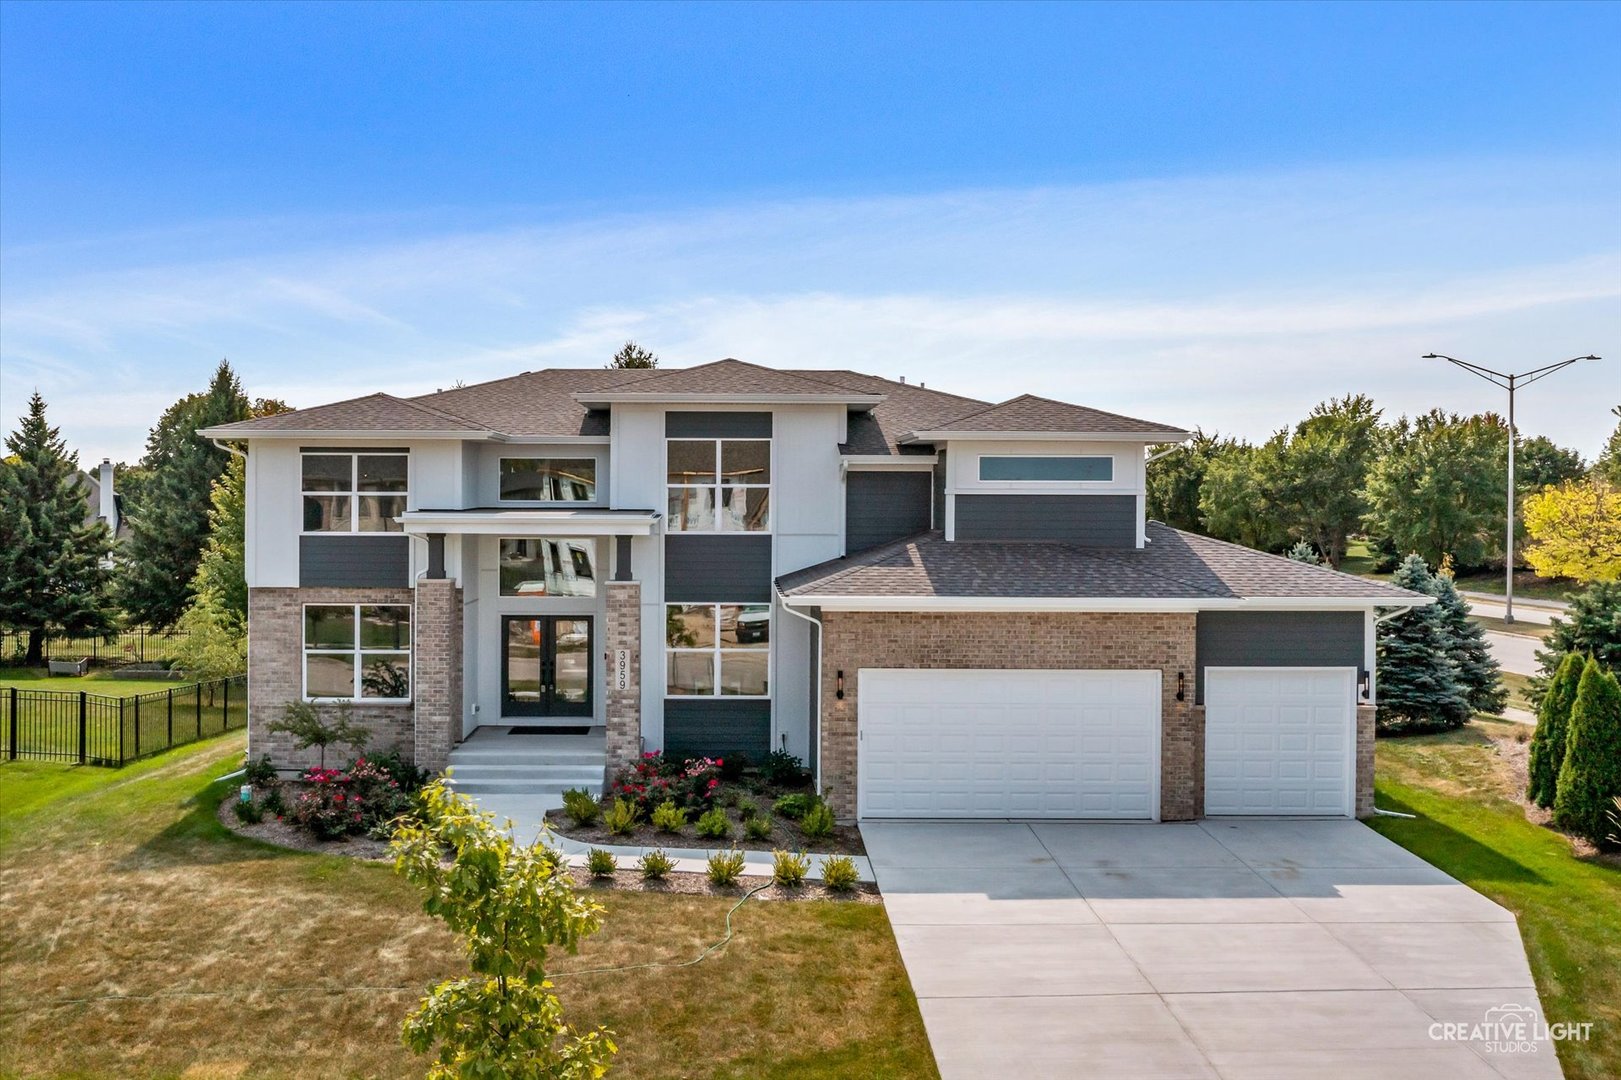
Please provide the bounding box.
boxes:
[502,616,593,718]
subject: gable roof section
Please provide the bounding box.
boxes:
[410,367,662,438]
[199,392,497,438]
[902,393,1190,441]
[776,522,1427,608]
[575,358,886,405]
[787,370,992,455]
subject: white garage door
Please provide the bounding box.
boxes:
[1204,667,1355,816]
[858,669,1161,820]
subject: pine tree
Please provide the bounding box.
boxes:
[1430,572,1507,714]
[1553,658,1621,848]
[191,455,248,625]
[606,341,658,369]
[0,393,118,664]
[1286,540,1321,565]
[1528,652,1584,808]
[116,361,249,628]
[1528,582,1621,709]
[1376,555,1471,733]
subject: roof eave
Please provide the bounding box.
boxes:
[898,429,1194,444]
[777,594,1433,613]
[197,426,507,441]
[572,392,886,409]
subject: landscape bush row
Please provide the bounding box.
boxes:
[584,846,860,891]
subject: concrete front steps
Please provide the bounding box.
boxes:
[444,728,607,810]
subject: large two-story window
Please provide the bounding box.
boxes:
[666,603,769,696]
[303,604,411,701]
[498,537,597,597]
[302,452,408,532]
[499,458,596,502]
[667,439,770,531]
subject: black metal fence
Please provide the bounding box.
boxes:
[0,627,194,667]
[1,675,248,766]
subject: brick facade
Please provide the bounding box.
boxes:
[603,582,642,776]
[817,611,1202,821]
[1356,704,1376,819]
[413,578,464,773]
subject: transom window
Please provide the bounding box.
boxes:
[302,452,408,532]
[499,458,596,502]
[666,603,769,697]
[978,455,1113,483]
[667,439,770,532]
[303,604,411,701]
[498,537,597,597]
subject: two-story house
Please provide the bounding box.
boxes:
[201,359,1426,822]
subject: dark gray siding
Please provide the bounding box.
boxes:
[954,494,1137,546]
[933,451,947,529]
[664,535,773,602]
[845,470,932,554]
[663,699,772,762]
[1195,610,1365,703]
[665,411,773,438]
[299,535,410,587]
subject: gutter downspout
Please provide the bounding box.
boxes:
[775,588,824,798]
[1145,443,1187,466]
[211,438,247,459]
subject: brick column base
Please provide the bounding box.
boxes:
[604,582,642,780]
[1355,704,1377,818]
[413,578,463,774]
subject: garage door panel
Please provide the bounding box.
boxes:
[858,669,1160,819]
[1205,668,1354,817]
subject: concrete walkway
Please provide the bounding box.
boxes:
[865,819,1559,1080]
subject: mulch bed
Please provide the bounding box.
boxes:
[217,792,394,860]
[1480,722,1621,867]
[545,807,867,856]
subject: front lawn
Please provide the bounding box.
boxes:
[0,736,935,1078]
[0,665,195,697]
[1371,719,1621,1080]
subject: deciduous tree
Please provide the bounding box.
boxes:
[1146,429,1228,532]
[1363,410,1508,569]
[1265,395,1382,568]
[1521,480,1621,584]
[1592,406,1621,486]
[1198,441,1289,552]
[1516,435,1586,492]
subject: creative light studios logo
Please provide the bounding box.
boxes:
[1429,1002,1593,1055]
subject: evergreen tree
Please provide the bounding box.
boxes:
[1286,540,1321,565]
[1375,555,1470,733]
[606,341,658,369]
[1528,652,1584,808]
[1430,572,1507,714]
[191,454,249,624]
[0,393,118,664]
[1553,658,1621,848]
[1529,582,1621,709]
[1592,406,1621,486]
[116,361,249,628]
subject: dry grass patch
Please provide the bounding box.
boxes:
[0,736,934,1079]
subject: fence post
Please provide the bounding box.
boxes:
[8,686,16,761]
[79,691,88,765]
[196,686,203,739]
[222,678,229,736]
[133,696,141,760]
[167,688,174,749]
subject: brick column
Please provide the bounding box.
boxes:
[604,581,642,777]
[1355,704,1377,818]
[413,578,463,773]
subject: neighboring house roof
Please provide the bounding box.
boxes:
[574,359,886,406]
[200,392,497,438]
[776,522,1428,608]
[900,393,1190,442]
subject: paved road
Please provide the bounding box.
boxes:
[1484,630,1542,677]
[866,819,1555,1080]
[1465,598,1558,627]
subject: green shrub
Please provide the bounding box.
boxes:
[561,788,601,827]
[266,700,368,769]
[243,754,279,787]
[719,753,749,782]
[1553,658,1621,848]
[639,849,675,881]
[744,814,773,841]
[772,849,810,887]
[819,854,859,892]
[364,747,432,792]
[1529,652,1584,807]
[762,749,811,787]
[695,806,732,840]
[603,797,641,837]
[232,797,264,824]
[650,800,688,834]
[586,848,618,878]
[707,848,746,886]
[799,801,836,840]
[735,797,760,820]
[261,785,287,817]
[772,792,820,820]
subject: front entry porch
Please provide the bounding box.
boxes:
[445,726,609,814]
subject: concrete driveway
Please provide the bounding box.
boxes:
[864,819,1560,1080]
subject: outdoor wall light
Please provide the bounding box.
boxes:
[836,670,845,700]
[1176,671,1185,702]
[1359,670,1371,701]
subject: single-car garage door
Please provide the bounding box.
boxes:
[858,669,1161,820]
[1204,667,1355,816]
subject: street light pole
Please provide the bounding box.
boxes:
[1423,353,1601,623]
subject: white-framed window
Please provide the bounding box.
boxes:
[665,603,770,697]
[302,452,408,532]
[498,537,598,597]
[498,458,597,502]
[303,604,412,701]
[666,438,771,532]
[977,455,1114,483]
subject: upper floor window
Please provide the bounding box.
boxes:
[977,455,1113,483]
[302,452,407,532]
[303,604,411,701]
[499,458,596,502]
[667,439,770,531]
[498,537,597,597]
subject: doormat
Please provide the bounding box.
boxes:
[505,726,592,736]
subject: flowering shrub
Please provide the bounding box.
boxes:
[288,757,414,841]
[610,752,723,812]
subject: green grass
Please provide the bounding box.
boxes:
[1501,670,1537,712]
[1450,570,1578,603]
[0,735,935,1079]
[0,666,193,698]
[1371,720,1621,1080]
[1339,538,1389,579]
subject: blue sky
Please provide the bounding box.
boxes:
[2,1,1617,461]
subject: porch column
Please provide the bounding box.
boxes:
[414,577,463,773]
[604,580,642,776]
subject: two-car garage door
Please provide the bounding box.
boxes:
[858,669,1161,819]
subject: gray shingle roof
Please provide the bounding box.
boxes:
[787,370,992,455]
[202,392,490,435]
[589,358,875,398]
[776,522,1425,604]
[906,394,1189,438]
